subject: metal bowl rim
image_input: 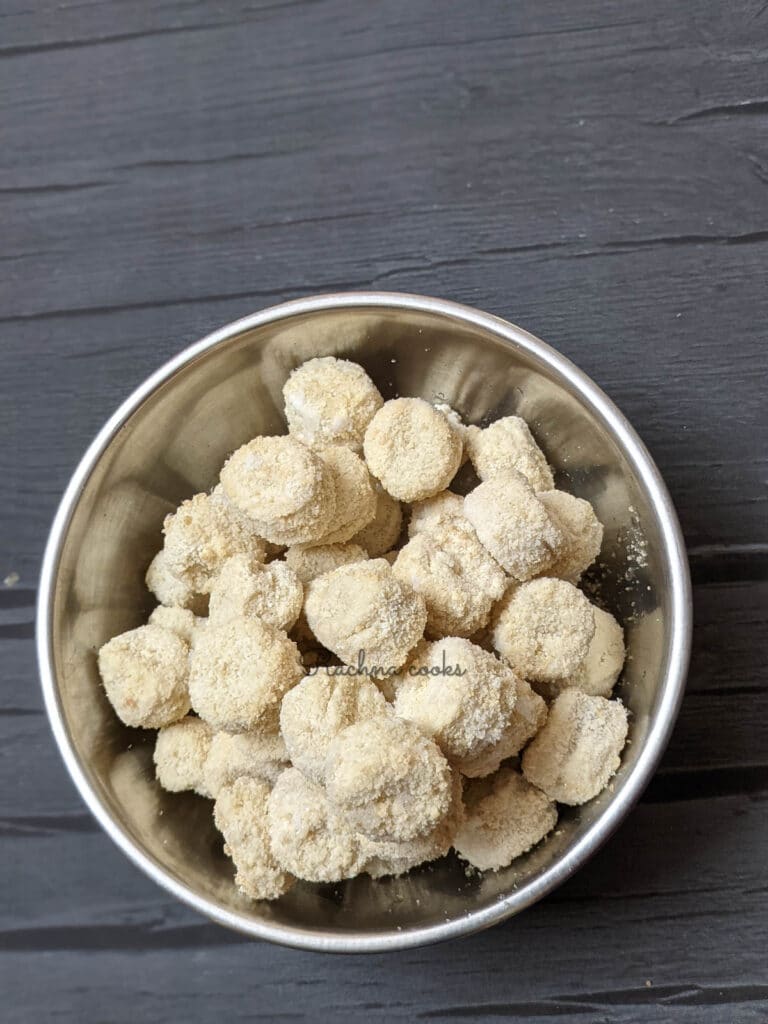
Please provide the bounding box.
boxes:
[36,290,692,953]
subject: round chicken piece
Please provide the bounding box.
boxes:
[314,446,376,544]
[304,558,427,671]
[148,604,198,643]
[203,729,289,797]
[465,415,554,491]
[407,490,465,538]
[538,607,625,701]
[325,716,454,843]
[220,435,336,545]
[283,356,383,451]
[189,618,304,733]
[280,668,389,784]
[214,776,293,900]
[522,690,629,805]
[363,398,463,502]
[154,716,213,796]
[361,771,464,878]
[393,519,506,638]
[464,471,563,580]
[98,623,190,728]
[351,484,403,557]
[493,578,596,683]
[537,490,604,583]
[391,638,518,771]
[145,549,208,614]
[459,677,548,778]
[208,554,303,632]
[285,541,369,584]
[454,767,558,870]
[268,768,368,883]
[162,487,267,594]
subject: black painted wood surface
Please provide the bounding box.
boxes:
[1,1,767,1020]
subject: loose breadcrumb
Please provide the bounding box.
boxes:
[454,767,558,870]
[280,668,388,784]
[465,416,554,491]
[464,471,563,580]
[539,607,625,700]
[220,435,336,545]
[214,776,293,900]
[268,768,368,883]
[304,558,427,671]
[285,541,369,584]
[162,487,267,594]
[538,489,604,583]
[391,638,519,769]
[363,398,463,502]
[154,716,213,796]
[351,484,403,556]
[458,677,548,778]
[493,577,596,682]
[314,446,376,544]
[189,618,304,733]
[393,519,506,638]
[283,356,383,450]
[203,729,289,797]
[208,554,303,632]
[408,490,465,538]
[522,690,628,805]
[98,623,190,728]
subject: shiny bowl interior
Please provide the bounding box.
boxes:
[37,292,691,952]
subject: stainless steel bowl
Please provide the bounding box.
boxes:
[37,292,691,952]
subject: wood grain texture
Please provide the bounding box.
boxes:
[1,0,767,1020]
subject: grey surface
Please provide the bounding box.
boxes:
[1,0,766,1019]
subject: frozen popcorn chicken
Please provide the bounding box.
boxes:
[407,490,465,538]
[154,716,213,796]
[283,356,383,451]
[459,676,548,779]
[538,607,626,701]
[538,489,604,583]
[203,729,289,797]
[351,484,403,557]
[285,541,369,584]
[465,415,554,491]
[208,554,303,632]
[98,623,190,728]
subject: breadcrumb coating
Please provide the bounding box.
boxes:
[493,578,596,682]
[459,676,548,778]
[304,558,427,671]
[407,490,465,538]
[538,607,625,701]
[465,416,554,491]
[285,541,369,584]
[214,776,293,900]
[434,403,470,464]
[363,398,463,502]
[154,716,213,796]
[268,768,368,883]
[203,729,289,797]
[351,484,403,556]
[283,356,383,451]
[145,549,207,614]
[314,446,376,544]
[280,668,388,784]
[538,489,604,583]
[361,771,464,878]
[162,487,267,594]
[208,554,303,632]
[325,716,454,843]
[522,690,628,805]
[391,638,518,768]
[148,605,197,643]
[220,435,336,545]
[189,618,304,733]
[464,471,563,580]
[454,767,558,870]
[393,519,506,638]
[98,623,190,728]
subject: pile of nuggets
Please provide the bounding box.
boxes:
[98,356,629,900]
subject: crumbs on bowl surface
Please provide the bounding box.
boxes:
[97,355,629,900]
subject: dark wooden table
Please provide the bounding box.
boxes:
[2,1,767,1020]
